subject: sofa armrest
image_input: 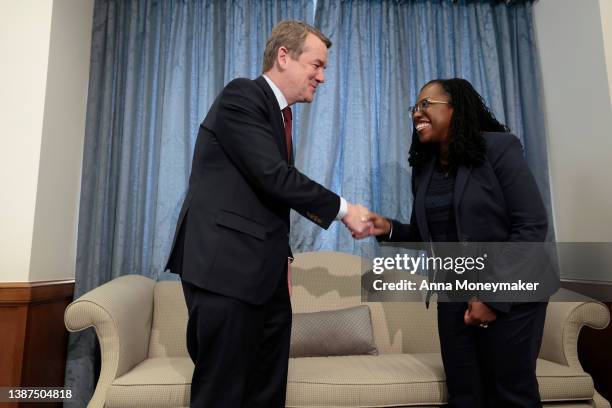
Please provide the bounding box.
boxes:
[64,275,156,407]
[540,289,610,368]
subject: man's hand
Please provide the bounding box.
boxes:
[464,298,497,327]
[342,203,373,239]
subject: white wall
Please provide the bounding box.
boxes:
[601,0,612,108]
[29,0,94,282]
[0,0,94,282]
[534,0,612,280]
[0,0,54,282]
[534,0,612,241]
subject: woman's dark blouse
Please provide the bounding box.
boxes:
[425,164,458,243]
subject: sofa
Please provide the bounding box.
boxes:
[65,251,611,407]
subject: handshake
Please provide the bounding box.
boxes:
[341,203,391,240]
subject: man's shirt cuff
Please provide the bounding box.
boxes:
[336,197,348,220]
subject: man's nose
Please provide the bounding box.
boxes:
[316,69,325,83]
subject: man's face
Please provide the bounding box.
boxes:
[282,33,328,104]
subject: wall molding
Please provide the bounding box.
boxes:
[0,279,75,304]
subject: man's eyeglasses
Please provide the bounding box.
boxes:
[409,98,452,115]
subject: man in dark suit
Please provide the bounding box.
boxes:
[165,20,370,407]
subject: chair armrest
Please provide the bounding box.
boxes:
[64,275,156,407]
[540,289,610,368]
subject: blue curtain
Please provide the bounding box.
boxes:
[66,0,551,405]
[291,0,553,259]
[64,1,314,405]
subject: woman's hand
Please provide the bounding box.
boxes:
[464,299,497,327]
[364,211,391,237]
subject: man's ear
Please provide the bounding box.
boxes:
[277,46,289,69]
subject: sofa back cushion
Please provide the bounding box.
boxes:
[291,251,440,354]
[147,251,441,357]
[148,281,189,357]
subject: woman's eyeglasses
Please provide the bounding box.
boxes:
[409,98,452,115]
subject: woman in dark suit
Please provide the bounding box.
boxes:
[366,78,549,407]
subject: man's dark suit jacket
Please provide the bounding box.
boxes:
[166,76,340,305]
[381,132,552,311]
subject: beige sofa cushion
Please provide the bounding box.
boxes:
[287,353,446,407]
[286,354,595,407]
[291,251,441,355]
[104,349,595,408]
[148,282,188,358]
[537,359,594,401]
[107,357,192,408]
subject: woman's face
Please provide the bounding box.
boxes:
[412,83,454,145]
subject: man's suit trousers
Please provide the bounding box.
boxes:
[181,266,292,408]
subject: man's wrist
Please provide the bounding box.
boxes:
[336,197,348,220]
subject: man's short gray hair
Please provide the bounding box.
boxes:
[262,20,331,73]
